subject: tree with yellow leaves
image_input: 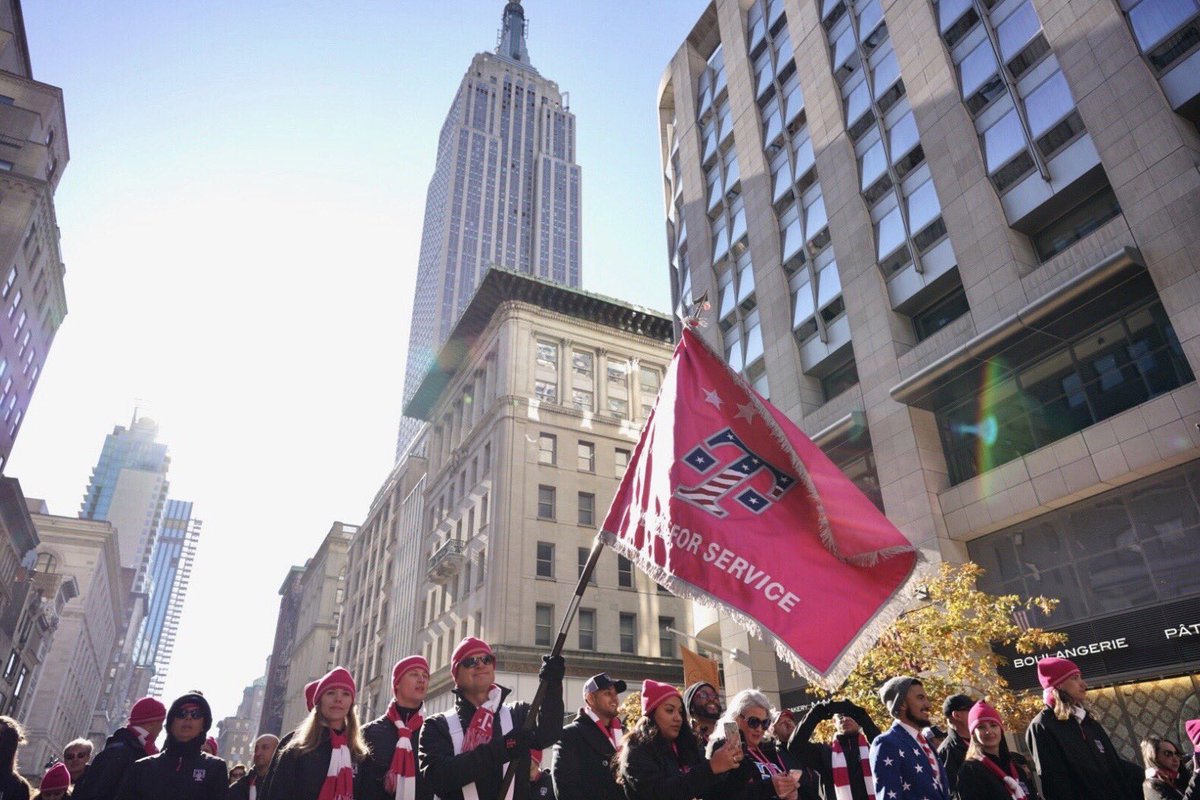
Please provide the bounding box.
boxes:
[807,561,1067,732]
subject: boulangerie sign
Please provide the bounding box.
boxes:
[599,325,919,689]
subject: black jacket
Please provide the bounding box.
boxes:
[707,735,792,800]
[787,700,881,800]
[228,769,267,800]
[362,704,431,800]
[254,730,294,800]
[417,684,564,800]
[940,729,969,793]
[1024,706,1138,800]
[115,739,228,800]
[618,734,731,800]
[74,729,154,800]
[261,727,371,800]
[1144,769,1200,800]
[551,710,624,800]
[0,773,30,800]
[953,753,1041,800]
[531,769,556,800]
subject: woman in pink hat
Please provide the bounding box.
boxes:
[955,701,1040,800]
[615,679,742,800]
[1023,657,1139,800]
[264,667,370,800]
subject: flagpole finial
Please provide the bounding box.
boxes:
[683,290,711,329]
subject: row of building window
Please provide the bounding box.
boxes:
[535,485,596,526]
[534,340,661,419]
[536,433,631,477]
[535,603,675,656]
[536,543,644,589]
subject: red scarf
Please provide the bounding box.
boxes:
[830,733,874,800]
[128,725,158,756]
[318,729,355,800]
[1149,766,1180,786]
[461,685,503,752]
[384,704,423,798]
[980,755,1028,799]
[587,709,623,750]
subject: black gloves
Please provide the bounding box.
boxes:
[539,654,565,683]
[491,727,535,763]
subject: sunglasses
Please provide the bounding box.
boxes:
[176,709,205,720]
[741,715,770,730]
[460,654,496,669]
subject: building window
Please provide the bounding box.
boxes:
[537,485,556,520]
[538,433,557,465]
[536,542,555,578]
[578,492,595,526]
[821,357,860,402]
[938,298,1193,484]
[2,651,15,681]
[615,448,631,479]
[578,608,596,650]
[535,380,558,403]
[577,546,597,585]
[913,284,971,341]
[618,555,634,588]
[577,441,595,472]
[1031,185,1122,262]
[639,366,662,418]
[535,604,554,647]
[619,613,637,654]
[658,616,676,658]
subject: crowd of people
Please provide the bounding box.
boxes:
[0,641,1194,800]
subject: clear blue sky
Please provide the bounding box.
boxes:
[9,0,704,722]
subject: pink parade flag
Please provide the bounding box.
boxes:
[599,325,919,689]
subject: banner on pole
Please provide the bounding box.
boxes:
[681,644,721,693]
[600,326,919,690]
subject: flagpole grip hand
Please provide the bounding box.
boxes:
[538,654,565,683]
[491,729,534,763]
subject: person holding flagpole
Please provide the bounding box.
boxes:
[363,656,432,800]
[417,637,564,800]
[616,680,741,800]
[787,698,880,800]
[870,676,950,800]
[551,672,627,800]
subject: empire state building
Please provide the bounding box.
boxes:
[396,1,582,459]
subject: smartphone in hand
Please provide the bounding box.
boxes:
[724,720,740,745]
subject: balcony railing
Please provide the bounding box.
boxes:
[427,540,466,585]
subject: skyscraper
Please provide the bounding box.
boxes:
[396,1,582,459]
[80,413,170,589]
[134,498,201,696]
[79,412,170,732]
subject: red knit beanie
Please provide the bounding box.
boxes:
[393,655,430,687]
[304,680,319,712]
[129,696,167,726]
[967,700,1003,734]
[1185,719,1200,748]
[313,667,356,706]
[641,679,681,716]
[451,637,493,679]
[1036,657,1080,689]
[39,762,70,792]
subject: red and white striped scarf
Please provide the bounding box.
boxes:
[384,704,423,799]
[461,685,503,752]
[128,725,158,756]
[831,732,875,800]
[981,756,1028,798]
[317,729,355,800]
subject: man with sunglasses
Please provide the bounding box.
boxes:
[418,637,564,800]
[551,672,627,800]
[684,682,723,747]
[75,696,166,800]
[114,691,228,799]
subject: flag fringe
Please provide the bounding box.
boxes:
[601,528,931,691]
[683,330,912,567]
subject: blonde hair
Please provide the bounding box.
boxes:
[283,705,369,762]
[1050,688,1081,722]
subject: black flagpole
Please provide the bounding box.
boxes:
[496,535,606,799]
